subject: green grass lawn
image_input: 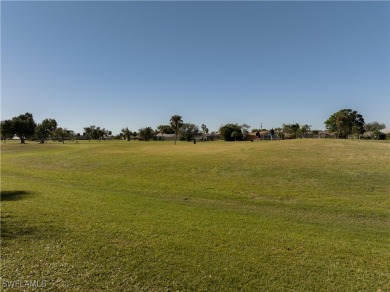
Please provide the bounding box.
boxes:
[1,139,389,291]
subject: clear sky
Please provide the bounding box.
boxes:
[2,1,389,134]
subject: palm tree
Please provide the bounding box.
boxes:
[170,115,183,144]
[300,124,311,138]
[201,124,208,140]
[121,127,131,141]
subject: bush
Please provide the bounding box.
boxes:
[219,124,243,141]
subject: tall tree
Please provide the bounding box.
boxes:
[83,126,93,141]
[95,127,109,140]
[90,126,99,140]
[0,119,13,141]
[11,113,36,143]
[54,127,73,144]
[170,115,183,144]
[364,122,386,132]
[35,118,57,143]
[138,127,154,141]
[201,124,207,138]
[180,123,199,141]
[364,122,386,140]
[325,109,365,138]
[219,123,242,141]
[241,124,251,141]
[121,127,132,141]
[83,125,109,141]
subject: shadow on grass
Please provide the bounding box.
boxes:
[1,190,33,201]
[1,214,37,241]
[1,190,36,243]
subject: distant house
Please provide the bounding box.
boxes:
[245,133,256,141]
[155,132,221,142]
[246,131,280,140]
[317,131,336,138]
[155,133,177,141]
[362,128,389,140]
[379,128,390,140]
[362,131,375,139]
[208,132,220,141]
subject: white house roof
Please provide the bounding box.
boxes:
[155,133,176,138]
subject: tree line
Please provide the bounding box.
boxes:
[0,113,201,144]
[0,109,387,144]
[214,109,386,141]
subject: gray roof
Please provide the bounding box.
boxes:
[155,133,176,138]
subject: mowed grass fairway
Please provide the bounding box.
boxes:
[1,139,389,291]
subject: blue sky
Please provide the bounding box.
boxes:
[2,1,389,134]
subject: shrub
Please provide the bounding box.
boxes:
[219,123,243,141]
